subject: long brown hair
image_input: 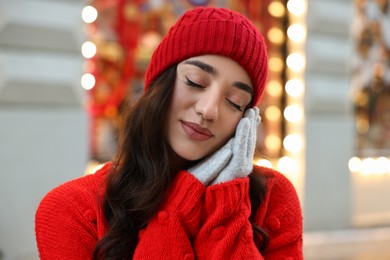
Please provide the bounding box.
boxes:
[93,65,269,259]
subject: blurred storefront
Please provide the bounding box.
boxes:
[349,0,390,228]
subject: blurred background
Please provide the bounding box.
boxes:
[0,0,389,259]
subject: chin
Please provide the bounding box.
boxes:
[177,150,207,161]
[170,144,211,162]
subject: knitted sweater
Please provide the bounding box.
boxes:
[35,163,302,259]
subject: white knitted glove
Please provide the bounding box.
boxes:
[211,107,260,185]
[187,139,233,185]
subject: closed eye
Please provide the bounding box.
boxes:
[185,76,204,89]
[225,98,243,111]
[185,75,243,111]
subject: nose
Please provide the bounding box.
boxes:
[194,92,220,121]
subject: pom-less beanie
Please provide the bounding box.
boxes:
[144,6,268,106]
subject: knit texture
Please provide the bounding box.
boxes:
[144,7,268,106]
[35,164,302,259]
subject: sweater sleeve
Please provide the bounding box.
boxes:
[194,177,264,260]
[255,167,303,259]
[133,171,205,260]
[35,179,101,260]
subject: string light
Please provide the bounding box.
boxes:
[255,158,273,168]
[284,105,304,123]
[361,158,376,176]
[286,53,305,72]
[285,79,304,97]
[265,105,282,122]
[81,41,97,59]
[269,56,284,72]
[283,134,303,153]
[348,157,362,173]
[268,27,285,44]
[349,156,390,176]
[284,0,306,194]
[277,156,298,175]
[82,6,98,24]
[287,24,306,43]
[268,1,286,18]
[81,5,98,91]
[287,0,306,16]
[81,73,95,90]
[267,80,283,97]
[262,0,307,193]
[265,135,282,151]
[375,157,390,175]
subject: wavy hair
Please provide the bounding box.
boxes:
[93,65,269,259]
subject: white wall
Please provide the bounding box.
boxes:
[303,0,355,231]
[0,1,88,259]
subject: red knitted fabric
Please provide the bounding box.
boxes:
[35,164,303,259]
[144,7,268,106]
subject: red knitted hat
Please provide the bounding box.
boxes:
[144,7,268,106]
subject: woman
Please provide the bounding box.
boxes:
[35,6,302,259]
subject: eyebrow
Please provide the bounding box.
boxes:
[184,60,218,76]
[233,81,253,96]
[183,59,253,96]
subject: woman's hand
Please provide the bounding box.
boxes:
[187,139,233,185]
[188,107,260,185]
[211,107,260,184]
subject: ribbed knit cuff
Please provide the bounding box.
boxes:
[203,177,251,220]
[160,171,205,235]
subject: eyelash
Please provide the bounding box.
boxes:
[226,99,243,111]
[185,77,204,89]
[185,76,243,112]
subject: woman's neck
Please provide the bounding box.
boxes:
[168,147,193,173]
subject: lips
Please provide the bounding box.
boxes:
[181,121,213,141]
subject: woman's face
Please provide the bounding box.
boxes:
[166,55,253,161]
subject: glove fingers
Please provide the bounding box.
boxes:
[210,108,260,185]
[206,138,234,182]
[242,108,256,155]
[188,138,233,184]
[245,106,256,118]
[202,148,232,184]
[246,108,259,159]
[232,117,250,156]
[253,107,261,126]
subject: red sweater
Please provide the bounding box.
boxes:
[35,163,302,259]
